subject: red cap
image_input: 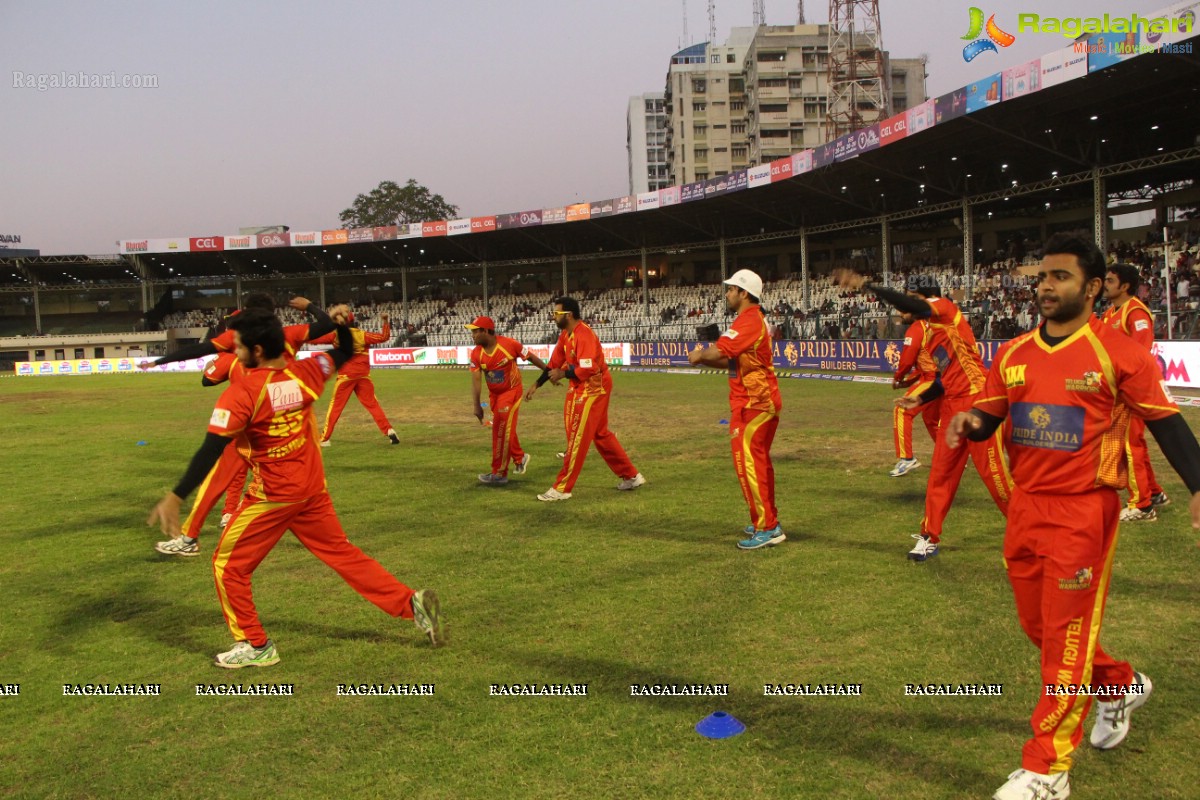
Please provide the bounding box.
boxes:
[464,316,495,331]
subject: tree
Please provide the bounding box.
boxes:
[338,179,459,229]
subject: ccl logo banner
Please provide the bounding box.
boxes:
[962,7,1016,61]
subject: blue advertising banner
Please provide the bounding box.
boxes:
[627,339,1010,372]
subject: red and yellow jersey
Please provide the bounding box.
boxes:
[206,352,338,503]
[549,322,611,397]
[469,335,530,394]
[924,296,986,399]
[210,322,317,360]
[203,352,245,386]
[1099,297,1154,350]
[716,305,782,414]
[307,321,390,379]
[974,317,1177,495]
[895,318,939,383]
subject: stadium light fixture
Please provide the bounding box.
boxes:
[1090,115,1098,121]
[1001,163,1008,170]
[1051,170,1058,177]
[950,156,957,161]
[1151,125,1159,130]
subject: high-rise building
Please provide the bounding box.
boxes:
[627,92,670,196]
[655,24,926,186]
[661,31,756,186]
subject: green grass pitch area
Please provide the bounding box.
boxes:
[1,370,1198,799]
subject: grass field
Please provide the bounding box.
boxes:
[1,369,1198,799]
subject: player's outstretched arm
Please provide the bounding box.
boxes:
[148,432,229,534]
[142,339,219,368]
[688,343,729,369]
[946,408,1004,449]
[1145,414,1200,530]
[292,297,336,340]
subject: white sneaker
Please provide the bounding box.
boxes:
[907,533,938,562]
[220,513,232,529]
[1119,506,1156,522]
[889,458,921,477]
[387,428,400,445]
[993,768,1070,800]
[478,473,509,485]
[537,488,572,502]
[214,639,280,669]
[617,472,646,491]
[555,452,566,459]
[1090,672,1152,750]
[320,440,331,448]
[155,535,199,557]
[512,453,531,475]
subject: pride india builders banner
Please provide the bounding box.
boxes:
[16,340,1200,389]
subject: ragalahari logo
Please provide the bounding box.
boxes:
[962,7,1016,61]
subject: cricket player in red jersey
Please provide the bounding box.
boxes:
[889,312,942,478]
[465,316,551,485]
[524,296,644,501]
[835,270,1012,561]
[946,232,1200,800]
[148,311,442,667]
[689,270,784,549]
[307,310,400,447]
[1102,262,1169,521]
[153,295,342,558]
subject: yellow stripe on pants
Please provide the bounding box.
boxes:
[212,500,289,642]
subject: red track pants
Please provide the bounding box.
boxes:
[1124,414,1163,509]
[920,394,1012,542]
[321,374,393,441]
[552,390,637,493]
[1004,487,1135,774]
[487,388,525,476]
[731,405,780,531]
[212,491,415,647]
[893,380,941,460]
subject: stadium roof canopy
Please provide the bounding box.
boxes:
[3,35,1199,289]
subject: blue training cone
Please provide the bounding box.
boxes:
[136,440,148,446]
[718,419,729,425]
[696,711,745,739]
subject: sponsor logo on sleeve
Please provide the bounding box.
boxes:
[210,408,231,429]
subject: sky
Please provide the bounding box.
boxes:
[0,0,1165,255]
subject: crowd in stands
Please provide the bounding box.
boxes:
[128,228,1200,347]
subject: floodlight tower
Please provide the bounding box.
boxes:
[797,0,806,24]
[753,0,766,26]
[708,0,717,42]
[825,0,890,141]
